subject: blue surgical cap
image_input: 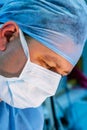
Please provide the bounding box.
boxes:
[0,0,87,65]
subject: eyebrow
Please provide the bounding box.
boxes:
[43,55,70,75]
[44,55,61,67]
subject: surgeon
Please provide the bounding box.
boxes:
[0,0,87,130]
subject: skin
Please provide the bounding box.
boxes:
[0,21,73,78]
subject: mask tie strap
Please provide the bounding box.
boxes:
[19,29,30,60]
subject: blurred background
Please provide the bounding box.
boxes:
[42,40,87,130]
[42,0,87,128]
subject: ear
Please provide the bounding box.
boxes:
[0,21,19,51]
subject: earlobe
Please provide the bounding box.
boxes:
[0,21,19,51]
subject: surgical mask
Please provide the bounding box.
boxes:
[0,29,61,108]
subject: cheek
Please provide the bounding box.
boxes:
[29,51,39,63]
[0,37,7,51]
[29,45,43,64]
[29,54,48,69]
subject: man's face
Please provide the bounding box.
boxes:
[28,38,73,76]
[0,21,73,77]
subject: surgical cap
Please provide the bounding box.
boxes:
[0,0,87,66]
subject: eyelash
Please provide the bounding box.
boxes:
[43,61,57,72]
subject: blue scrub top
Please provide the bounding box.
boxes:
[0,101,44,130]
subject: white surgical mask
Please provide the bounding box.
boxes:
[0,29,61,108]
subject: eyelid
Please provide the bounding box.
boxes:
[41,57,71,76]
[45,62,68,76]
[43,61,59,73]
[39,58,63,75]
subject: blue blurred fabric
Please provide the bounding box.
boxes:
[66,100,87,130]
[0,101,44,130]
[0,0,87,65]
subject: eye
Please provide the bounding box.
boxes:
[43,61,57,73]
[48,66,56,72]
[39,58,58,73]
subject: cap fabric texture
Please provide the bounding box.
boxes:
[0,0,87,65]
